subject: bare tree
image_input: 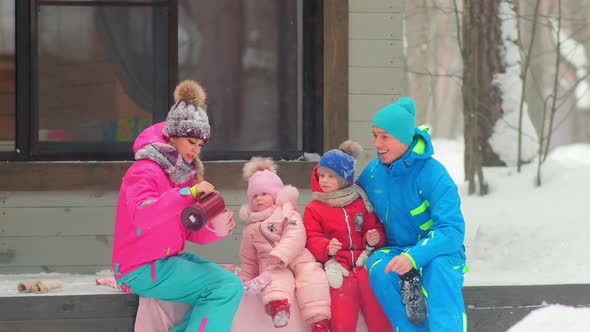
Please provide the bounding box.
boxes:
[516,0,541,172]
[404,0,588,194]
[461,0,512,195]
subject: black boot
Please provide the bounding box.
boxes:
[399,268,428,324]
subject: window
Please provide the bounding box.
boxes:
[33,0,170,159]
[178,0,303,159]
[0,1,15,152]
[0,0,323,161]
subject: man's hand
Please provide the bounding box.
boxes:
[327,238,342,256]
[366,229,380,247]
[384,255,413,275]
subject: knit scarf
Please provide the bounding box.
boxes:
[241,205,278,223]
[312,184,374,212]
[134,142,204,185]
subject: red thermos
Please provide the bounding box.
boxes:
[181,192,226,232]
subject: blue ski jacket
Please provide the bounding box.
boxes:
[356,127,466,269]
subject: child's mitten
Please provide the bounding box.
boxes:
[324,259,349,288]
[356,244,375,267]
[243,271,272,295]
[36,280,64,293]
[17,279,63,293]
[356,249,372,267]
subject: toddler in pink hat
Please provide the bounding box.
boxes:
[239,157,332,332]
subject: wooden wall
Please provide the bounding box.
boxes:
[0,1,409,274]
[348,0,406,168]
[0,189,314,274]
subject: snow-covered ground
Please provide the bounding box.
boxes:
[1,139,589,330]
[433,140,590,287]
[0,270,119,297]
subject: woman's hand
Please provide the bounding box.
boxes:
[227,210,236,234]
[190,181,215,199]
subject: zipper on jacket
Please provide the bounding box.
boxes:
[259,219,296,274]
[341,207,355,269]
[259,223,275,248]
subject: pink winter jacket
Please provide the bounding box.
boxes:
[239,186,331,323]
[112,122,221,278]
[239,186,309,280]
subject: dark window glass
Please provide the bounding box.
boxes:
[178,0,301,158]
[0,2,15,152]
[35,3,168,156]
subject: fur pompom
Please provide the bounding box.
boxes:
[276,185,299,206]
[242,157,278,181]
[339,140,363,159]
[174,80,206,107]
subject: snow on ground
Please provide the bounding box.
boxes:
[0,270,119,297]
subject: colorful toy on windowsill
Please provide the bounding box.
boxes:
[181,192,231,236]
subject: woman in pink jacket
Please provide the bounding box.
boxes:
[239,157,331,331]
[111,80,243,332]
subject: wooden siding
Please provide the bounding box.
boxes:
[0,190,314,273]
[349,39,403,68]
[0,1,408,276]
[349,0,402,13]
[348,1,405,169]
[349,94,399,122]
[349,13,403,40]
[349,67,405,96]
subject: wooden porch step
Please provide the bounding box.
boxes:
[0,285,589,332]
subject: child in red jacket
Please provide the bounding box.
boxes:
[304,140,393,332]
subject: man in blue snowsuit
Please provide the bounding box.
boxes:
[357,97,468,332]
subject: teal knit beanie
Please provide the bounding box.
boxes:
[372,97,417,146]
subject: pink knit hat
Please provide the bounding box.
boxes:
[243,157,284,206]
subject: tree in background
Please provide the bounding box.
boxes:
[403,0,590,194]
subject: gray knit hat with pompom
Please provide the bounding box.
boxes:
[163,80,210,143]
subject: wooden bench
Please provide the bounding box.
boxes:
[1,284,589,331]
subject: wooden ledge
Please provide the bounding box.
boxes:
[0,161,316,191]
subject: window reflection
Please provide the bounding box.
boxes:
[37,5,166,144]
[0,1,15,151]
[178,0,301,152]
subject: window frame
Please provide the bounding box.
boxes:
[0,0,174,161]
[0,0,348,190]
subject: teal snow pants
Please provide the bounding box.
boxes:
[116,252,243,332]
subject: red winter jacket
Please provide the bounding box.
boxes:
[304,165,386,271]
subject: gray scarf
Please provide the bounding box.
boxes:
[312,184,374,212]
[135,142,204,185]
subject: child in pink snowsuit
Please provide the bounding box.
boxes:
[111,80,243,332]
[239,157,332,332]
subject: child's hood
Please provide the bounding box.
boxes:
[239,185,300,223]
[310,164,325,193]
[132,122,167,153]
